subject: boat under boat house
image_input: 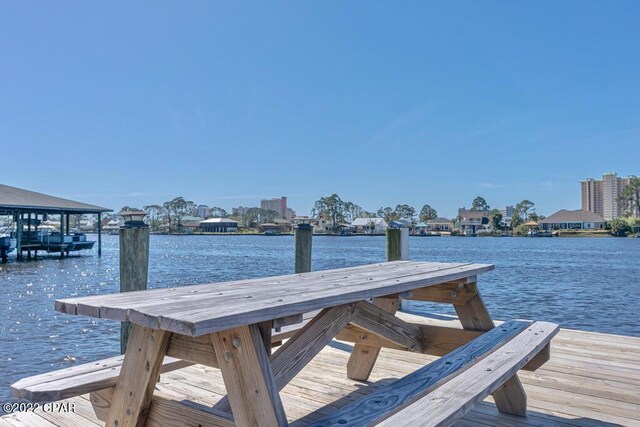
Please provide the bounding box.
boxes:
[0,184,112,260]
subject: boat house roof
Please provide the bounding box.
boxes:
[0,184,112,215]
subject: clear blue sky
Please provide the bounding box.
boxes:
[2,2,639,218]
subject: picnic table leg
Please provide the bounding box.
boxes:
[106,325,172,427]
[211,324,288,427]
[347,296,400,381]
[454,291,528,416]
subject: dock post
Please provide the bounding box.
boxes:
[294,222,312,273]
[59,212,65,259]
[27,213,32,259]
[386,227,409,261]
[97,212,102,256]
[119,210,149,354]
[16,213,23,261]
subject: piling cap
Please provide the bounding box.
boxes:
[118,210,148,228]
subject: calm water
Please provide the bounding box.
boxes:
[1,235,639,402]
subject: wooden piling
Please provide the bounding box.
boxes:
[386,228,409,261]
[294,223,312,274]
[97,213,102,256]
[119,223,150,353]
[16,213,23,261]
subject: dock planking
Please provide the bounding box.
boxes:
[4,311,639,427]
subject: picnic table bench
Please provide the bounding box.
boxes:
[12,260,558,426]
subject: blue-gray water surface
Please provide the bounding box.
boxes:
[1,235,638,402]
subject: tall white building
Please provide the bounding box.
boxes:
[197,205,211,219]
[581,172,637,220]
[260,197,294,220]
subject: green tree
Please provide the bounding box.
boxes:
[377,207,399,222]
[490,209,503,231]
[471,197,490,211]
[394,204,416,221]
[143,204,164,231]
[607,218,632,237]
[210,207,229,218]
[312,194,345,233]
[419,204,438,222]
[618,177,640,217]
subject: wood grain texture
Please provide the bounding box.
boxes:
[90,388,235,427]
[217,304,356,413]
[11,356,190,403]
[310,320,536,426]
[378,321,560,427]
[408,282,478,305]
[211,324,288,427]
[454,291,529,416]
[54,261,494,337]
[350,301,423,352]
[106,325,172,427]
[347,297,399,381]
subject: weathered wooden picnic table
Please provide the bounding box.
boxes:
[13,260,558,426]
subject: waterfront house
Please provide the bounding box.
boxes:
[458,209,491,236]
[178,216,204,234]
[351,217,388,235]
[272,218,293,233]
[539,209,605,230]
[199,217,239,233]
[426,217,453,232]
[313,215,336,234]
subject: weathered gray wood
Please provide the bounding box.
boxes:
[56,261,429,318]
[454,291,529,416]
[11,356,189,403]
[106,325,172,427]
[310,320,556,427]
[350,300,423,352]
[347,297,399,381]
[211,324,288,427]
[90,388,235,427]
[217,304,357,413]
[294,223,312,273]
[386,228,401,261]
[119,225,150,354]
[408,281,478,305]
[135,263,492,336]
[378,321,560,427]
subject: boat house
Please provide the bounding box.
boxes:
[0,184,112,260]
[199,217,238,233]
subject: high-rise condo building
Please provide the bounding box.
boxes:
[260,197,294,220]
[580,173,637,220]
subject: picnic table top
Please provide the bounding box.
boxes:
[55,260,494,336]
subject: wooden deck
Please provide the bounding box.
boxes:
[3,311,639,426]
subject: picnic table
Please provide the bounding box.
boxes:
[13,260,558,426]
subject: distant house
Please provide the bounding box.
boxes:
[273,218,292,233]
[458,209,491,235]
[313,216,336,233]
[178,216,204,234]
[539,210,605,230]
[351,217,388,235]
[199,218,239,233]
[426,217,453,232]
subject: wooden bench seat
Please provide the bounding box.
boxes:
[10,316,316,404]
[311,319,559,427]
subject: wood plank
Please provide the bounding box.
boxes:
[55,262,494,337]
[217,304,357,413]
[350,300,423,352]
[454,292,529,416]
[347,297,399,381]
[211,324,288,427]
[56,261,427,316]
[12,356,190,402]
[106,325,172,427]
[129,262,478,333]
[408,281,478,305]
[310,320,540,426]
[378,321,560,427]
[90,387,235,427]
